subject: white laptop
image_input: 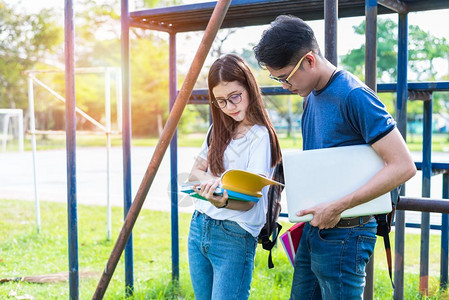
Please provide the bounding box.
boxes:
[284,144,392,223]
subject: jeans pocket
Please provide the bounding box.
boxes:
[317,228,347,244]
[356,235,377,275]
[220,221,248,238]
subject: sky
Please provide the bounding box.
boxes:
[9,0,449,78]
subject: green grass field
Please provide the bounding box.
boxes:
[4,131,449,152]
[1,199,449,299]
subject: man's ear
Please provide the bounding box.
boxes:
[304,53,316,69]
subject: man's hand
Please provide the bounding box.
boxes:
[296,201,343,229]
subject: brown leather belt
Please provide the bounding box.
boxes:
[334,215,372,228]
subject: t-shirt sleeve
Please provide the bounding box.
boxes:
[246,128,272,178]
[346,87,396,144]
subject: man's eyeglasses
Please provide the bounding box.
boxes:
[269,51,313,86]
[212,93,243,109]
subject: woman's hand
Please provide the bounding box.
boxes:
[194,179,229,208]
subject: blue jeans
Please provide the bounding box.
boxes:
[290,219,377,300]
[188,210,258,300]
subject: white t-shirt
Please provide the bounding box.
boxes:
[194,124,273,237]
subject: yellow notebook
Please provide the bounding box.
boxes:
[221,169,283,197]
[181,169,284,202]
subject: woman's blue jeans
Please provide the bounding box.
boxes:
[290,219,377,300]
[188,210,258,300]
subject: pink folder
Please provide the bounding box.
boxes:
[280,222,305,266]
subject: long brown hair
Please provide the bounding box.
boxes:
[207,54,282,176]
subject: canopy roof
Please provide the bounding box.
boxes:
[130,0,449,33]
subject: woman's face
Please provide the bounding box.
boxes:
[212,81,249,123]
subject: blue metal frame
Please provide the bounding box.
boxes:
[442,173,449,288]
[169,32,180,281]
[65,0,79,299]
[188,82,449,103]
[394,12,408,299]
[364,2,378,298]
[129,0,449,33]
[67,0,449,298]
[419,96,433,295]
[121,0,134,295]
[324,0,338,66]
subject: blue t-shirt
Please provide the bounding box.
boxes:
[301,70,396,150]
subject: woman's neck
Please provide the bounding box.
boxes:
[233,122,253,139]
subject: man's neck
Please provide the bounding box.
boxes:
[315,59,337,91]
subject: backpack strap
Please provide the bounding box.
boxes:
[260,222,282,269]
[206,124,213,147]
[382,231,395,289]
[382,188,400,289]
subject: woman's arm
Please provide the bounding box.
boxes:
[188,156,215,182]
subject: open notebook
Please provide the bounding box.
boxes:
[284,144,392,223]
[181,169,284,203]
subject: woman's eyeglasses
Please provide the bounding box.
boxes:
[212,93,243,109]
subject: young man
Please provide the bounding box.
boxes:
[254,15,416,299]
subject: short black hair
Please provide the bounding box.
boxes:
[253,15,321,69]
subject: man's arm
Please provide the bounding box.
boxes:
[297,128,417,229]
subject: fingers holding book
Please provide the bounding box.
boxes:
[194,179,229,208]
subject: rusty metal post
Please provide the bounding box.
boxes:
[92,0,232,298]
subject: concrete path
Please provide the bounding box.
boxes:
[0,147,448,225]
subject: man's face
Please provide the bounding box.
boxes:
[266,51,316,97]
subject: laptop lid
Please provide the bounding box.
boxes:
[283,144,392,223]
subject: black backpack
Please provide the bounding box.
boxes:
[258,161,284,269]
[206,126,284,268]
[374,187,400,288]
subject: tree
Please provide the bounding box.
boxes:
[341,18,449,83]
[0,1,61,108]
[341,18,449,126]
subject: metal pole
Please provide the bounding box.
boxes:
[397,197,449,213]
[18,110,24,152]
[92,0,232,298]
[1,114,7,152]
[324,0,338,66]
[442,173,449,289]
[364,1,377,299]
[365,0,378,91]
[394,12,408,300]
[27,74,106,131]
[169,32,180,281]
[105,68,112,241]
[27,77,41,233]
[64,0,79,298]
[419,95,432,296]
[121,0,134,296]
[116,69,122,133]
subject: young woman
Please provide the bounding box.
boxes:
[187,54,282,300]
